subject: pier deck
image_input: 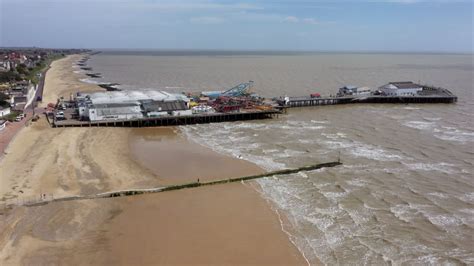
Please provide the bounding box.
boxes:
[282,87,457,108]
[284,94,457,108]
[52,109,281,128]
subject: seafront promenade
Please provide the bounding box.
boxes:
[0,65,49,158]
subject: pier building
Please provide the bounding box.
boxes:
[338,85,372,96]
[379,81,423,96]
[87,103,143,121]
[76,90,190,121]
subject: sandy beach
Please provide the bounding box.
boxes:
[0,55,306,265]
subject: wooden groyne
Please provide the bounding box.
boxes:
[15,161,342,207]
[98,83,120,91]
[52,110,282,128]
[154,161,341,194]
[85,73,102,78]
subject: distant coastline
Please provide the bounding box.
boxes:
[87,48,474,56]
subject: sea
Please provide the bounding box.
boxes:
[85,50,473,265]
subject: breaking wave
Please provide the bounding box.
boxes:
[179,118,473,264]
[404,121,474,143]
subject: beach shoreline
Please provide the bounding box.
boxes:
[0,54,307,265]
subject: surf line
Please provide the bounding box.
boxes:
[17,161,342,208]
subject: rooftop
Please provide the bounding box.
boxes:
[92,102,140,109]
[84,90,189,105]
[389,81,422,89]
[142,100,188,112]
[343,85,358,90]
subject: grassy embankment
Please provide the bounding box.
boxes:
[27,53,65,85]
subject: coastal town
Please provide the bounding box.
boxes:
[0,48,88,153]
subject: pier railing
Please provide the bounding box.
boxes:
[282,93,457,108]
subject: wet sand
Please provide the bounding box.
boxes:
[129,127,265,185]
[0,54,306,265]
[103,184,306,265]
[2,184,306,265]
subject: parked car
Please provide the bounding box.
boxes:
[56,111,66,120]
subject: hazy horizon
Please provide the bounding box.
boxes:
[1,47,473,55]
[1,0,472,53]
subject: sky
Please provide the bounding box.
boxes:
[1,0,473,52]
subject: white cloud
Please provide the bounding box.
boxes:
[283,16,320,25]
[303,18,318,25]
[283,16,299,23]
[189,16,225,24]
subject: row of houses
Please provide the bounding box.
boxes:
[75,90,192,121]
[0,48,91,72]
[0,51,40,72]
[1,80,37,111]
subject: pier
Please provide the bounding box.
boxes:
[284,94,457,108]
[52,109,281,128]
[47,79,458,128]
[281,86,457,108]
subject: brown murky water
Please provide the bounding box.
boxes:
[88,51,473,264]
